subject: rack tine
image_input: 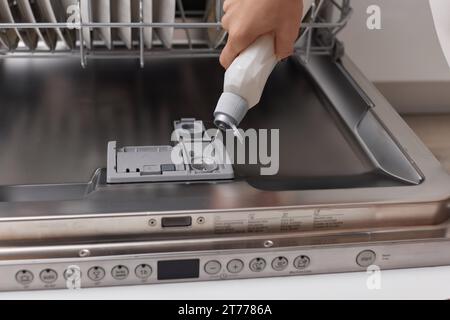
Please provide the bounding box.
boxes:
[302,0,325,63]
[139,0,144,68]
[215,0,227,47]
[304,2,315,63]
[331,0,352,36]
[216,0,222,22]
[176,0,192,50]
[77,0,87,68]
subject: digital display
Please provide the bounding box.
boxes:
[157,259,200,280]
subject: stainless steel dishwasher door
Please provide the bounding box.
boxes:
[0,54,448,241]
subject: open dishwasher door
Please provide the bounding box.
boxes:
[0,0,448,291]
[0,54,448,231]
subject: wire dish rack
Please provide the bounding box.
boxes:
[0,0,351,68]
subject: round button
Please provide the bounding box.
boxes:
[249,258,266,272]
[271,256,289,271]
[63,266,82,281]
[87,266,106,281]
[356,250,376,267]
[111,265,129,280]
[204,260,222,275]
[135,264,152,280]
[293,255,310,270]
[39,269,58,284]
[15,270,34,285]
[227,259,244,273]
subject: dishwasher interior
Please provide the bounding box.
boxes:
[0,0,449,291]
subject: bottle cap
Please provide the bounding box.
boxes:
[213,92,249,130]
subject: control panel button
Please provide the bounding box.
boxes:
[15,270,34,285]
[64,266,82,281]
[249,258,266,272]
[111,265,129,280]
[227,259,244,273]
[356,250,376,267]
[293,255,310,270]
[135,264,152,280]
[271,256,289,271]
[87,266,106,281]
[204,260,222,275]
[40,269,58,284]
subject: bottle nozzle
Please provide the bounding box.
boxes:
[213,113,235,131]
[213,92,249,131]
[213,113,244,143]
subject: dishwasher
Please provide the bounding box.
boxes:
[0,0,449,291]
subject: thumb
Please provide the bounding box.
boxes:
[274,28,297,60]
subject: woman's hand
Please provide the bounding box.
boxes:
[220,0,304,69]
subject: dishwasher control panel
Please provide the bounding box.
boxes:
[1,246,381,291]
[10,252,320,291]
[2,239,450,292]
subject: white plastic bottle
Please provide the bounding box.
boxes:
[213,0,313,130]
[213,34,277,130]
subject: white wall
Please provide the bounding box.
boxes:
[429,0,450,69]
[339,0,450,82]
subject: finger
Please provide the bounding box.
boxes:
[274,28,298,60]
[220,31,256,69]
[220,40,239,69]
[221,12,230,30]
[223,0,229,12]
[223,0,236,13]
